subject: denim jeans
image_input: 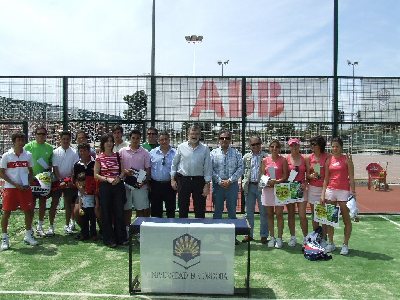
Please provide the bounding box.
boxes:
[245,184,268,238]
[212,182,239,219]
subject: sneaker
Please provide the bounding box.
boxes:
[69,220,76,232]
[46,226,55,237]
[36,225,46,238]
[320,239,327,248]
[325,243,336,253]
[288,236,297,247]
[1,235,10,251]
[275,238,283,249]
[260,237,268,244]
[340,244,349,255]
[267,237,276,248]
[24,234,39,246]
[64,225,73,235]
[302,236,307,245]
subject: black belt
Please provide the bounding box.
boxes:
[177,173,203,180]
[249,182,259,185]
[152,180,170,184]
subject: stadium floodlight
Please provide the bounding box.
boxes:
[185,35,203,75]
[217,60,229,76]
[347,59,359,152]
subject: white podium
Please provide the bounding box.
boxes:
[140,222,235,295]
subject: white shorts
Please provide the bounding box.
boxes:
[124,186,149,210]
[261,187,285,207]
[308,185,323,204]
[325,188,350,202]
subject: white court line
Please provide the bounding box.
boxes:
[0,290,145,299]
[379,215,400,229]
[0,290,215,300]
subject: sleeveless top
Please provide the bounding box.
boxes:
[263,155,286,180]
[308,152,329,187]
[327,155,350,191]
[286,154,306,183]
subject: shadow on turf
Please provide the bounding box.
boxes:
[249,287,277,299]
[346,249,393,260]
[248,242,394,261]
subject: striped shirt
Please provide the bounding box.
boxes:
[95,153,120,178]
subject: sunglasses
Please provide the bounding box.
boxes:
[294,166,299,172]
[36,132,46,135]
[310,143,317,146]
[147,132,157,135]
[162,156,166,166]
[251,143,261,146]
[219,137,231,141]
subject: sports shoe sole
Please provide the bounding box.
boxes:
[24,240,38,246]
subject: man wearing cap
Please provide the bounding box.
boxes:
[241,136,268,243]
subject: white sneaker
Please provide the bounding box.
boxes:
[64,225,73,235]
[275,238,283,249]
[46,226,55,237]
[320,239,327,248]
[325,243,336,253]
[69,220,76,232]
[36,225,46,238]
[267,237,276,248]
[340,244,349,255]
[24,234,39,246]
[1,235,10,251]
[288,236,297,247]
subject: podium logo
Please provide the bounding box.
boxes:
[173,233,201,270]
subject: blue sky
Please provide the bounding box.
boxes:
[0,0,399,77]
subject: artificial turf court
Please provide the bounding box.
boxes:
[0,212,399,300]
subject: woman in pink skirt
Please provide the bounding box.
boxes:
[321,137,355,255]
[261,140,288,249]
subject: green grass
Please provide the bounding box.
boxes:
[0,211,399,299]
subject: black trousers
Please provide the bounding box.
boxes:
[98,181,126,245]
[81,207,97,238]
[150,181,176,218]
[176,174,206,218]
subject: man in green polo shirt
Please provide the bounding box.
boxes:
[141,127,159,151]
[24,126,54,237]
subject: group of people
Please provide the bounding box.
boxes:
[250,136,355,255]
[1,124,355,255]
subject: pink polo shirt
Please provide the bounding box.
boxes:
[119,146,151,171]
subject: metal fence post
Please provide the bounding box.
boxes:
[62,77,69,131]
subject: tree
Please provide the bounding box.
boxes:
[123,90,148,121]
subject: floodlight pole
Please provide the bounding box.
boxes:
[347,60,358,122]
[185,35,203,76]
[217,60,229,76]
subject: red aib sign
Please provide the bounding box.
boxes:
[190,80,284,118]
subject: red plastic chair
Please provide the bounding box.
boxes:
[366,163,387,191]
